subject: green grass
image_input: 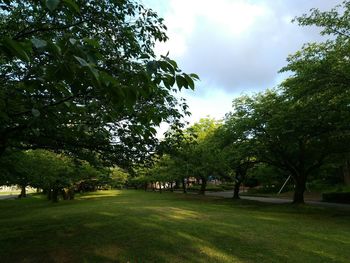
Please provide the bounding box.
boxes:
[0,190,349,263]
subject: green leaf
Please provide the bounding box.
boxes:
[31,108,40,117]
[146,61,158,75]
[189,73,200,80]
[31,38,47,49]
[83,38,99,48]
[69,38,77,45]
[46,0,60,12]
[74,56,89,67]
[139,54,150,59]
[158,60,175,75]
[166,58,178,69]
[87,64,100,83]
[184,74,195,90]
[2,38,30,62]
[63,0,80,13]
[176,75,187,90]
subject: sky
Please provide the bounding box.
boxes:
[142,0,340,129]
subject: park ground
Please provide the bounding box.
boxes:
[0,190,349,263]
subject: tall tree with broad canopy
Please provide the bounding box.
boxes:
[227,89,350,204]
[215,116,257,199]
[220,1,350,203]
[0,0,198,167]
[162,118,223,194]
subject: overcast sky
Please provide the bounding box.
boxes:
[143,0,340,128]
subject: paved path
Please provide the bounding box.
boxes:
[205,191,350,209]
[0,195,16,200]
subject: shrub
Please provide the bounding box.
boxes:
[322,192,350,204]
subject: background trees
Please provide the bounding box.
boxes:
[147,2,350,204]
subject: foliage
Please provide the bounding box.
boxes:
[161,118,224,194]
[0,149,116,200]
[110,167,129,188]
[0,0,198,167]
[322,192,350,204]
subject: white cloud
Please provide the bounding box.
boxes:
[145,0,341,126]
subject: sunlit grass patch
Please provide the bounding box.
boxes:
[0,190,349,262]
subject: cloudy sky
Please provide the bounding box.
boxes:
[143,0,340,127]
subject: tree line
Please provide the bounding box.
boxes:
[132,1,350,204]
[0,0,197,200]
[1,1,350,205]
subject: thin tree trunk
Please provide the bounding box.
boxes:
[67,187,75,200]
[170,182,174,192]
[343,160,350,185]
[199,177,207,195]
[52,188,59,203]
[0,138,6,157]
[233,181,241,199]
[19,185,26,198]
[47,189,52,200]
[175,180,180,189]
[62,189,68,200]
[182,178,187,193]
[233,167,246,200]
[293,175,306,204]
[144,183,148,191]
[0,146,6,157]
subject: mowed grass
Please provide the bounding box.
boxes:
[0,190,349,263]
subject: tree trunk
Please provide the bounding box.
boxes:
[159,182,162,193]
[232,167,246,200]
[170,182,174,192]
[19,185,26,198]
[52,188,59,203]
[233,181,241,199]
[293,175,306,204]
[343,160,350,185]
[0,138,7,157]
[144,183,148,191]
[182,178,187,193]
[0,147,6,157]
[62,189,68,200]
[175,180,180,189]
[199,177,207,195]
[67,187,75,200]
[47,189,52,200]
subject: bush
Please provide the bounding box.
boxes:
[322,192,350,204]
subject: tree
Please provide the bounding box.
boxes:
[214,2,350,203]
[215,119,257,199]
[226,89,350,204]
[110,167,129,189]
[0,150,33,197]
[162,118,223,194]
[0,0,197,168]
[277,1,350,201]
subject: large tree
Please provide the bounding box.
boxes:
[0,0,197,167]
[226,88,350,204]
[216,117,257,199]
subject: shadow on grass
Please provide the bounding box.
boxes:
[0,190,350,262]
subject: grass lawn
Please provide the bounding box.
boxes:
[0,190,349,263]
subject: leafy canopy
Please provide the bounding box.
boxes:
[0,0,198,167]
